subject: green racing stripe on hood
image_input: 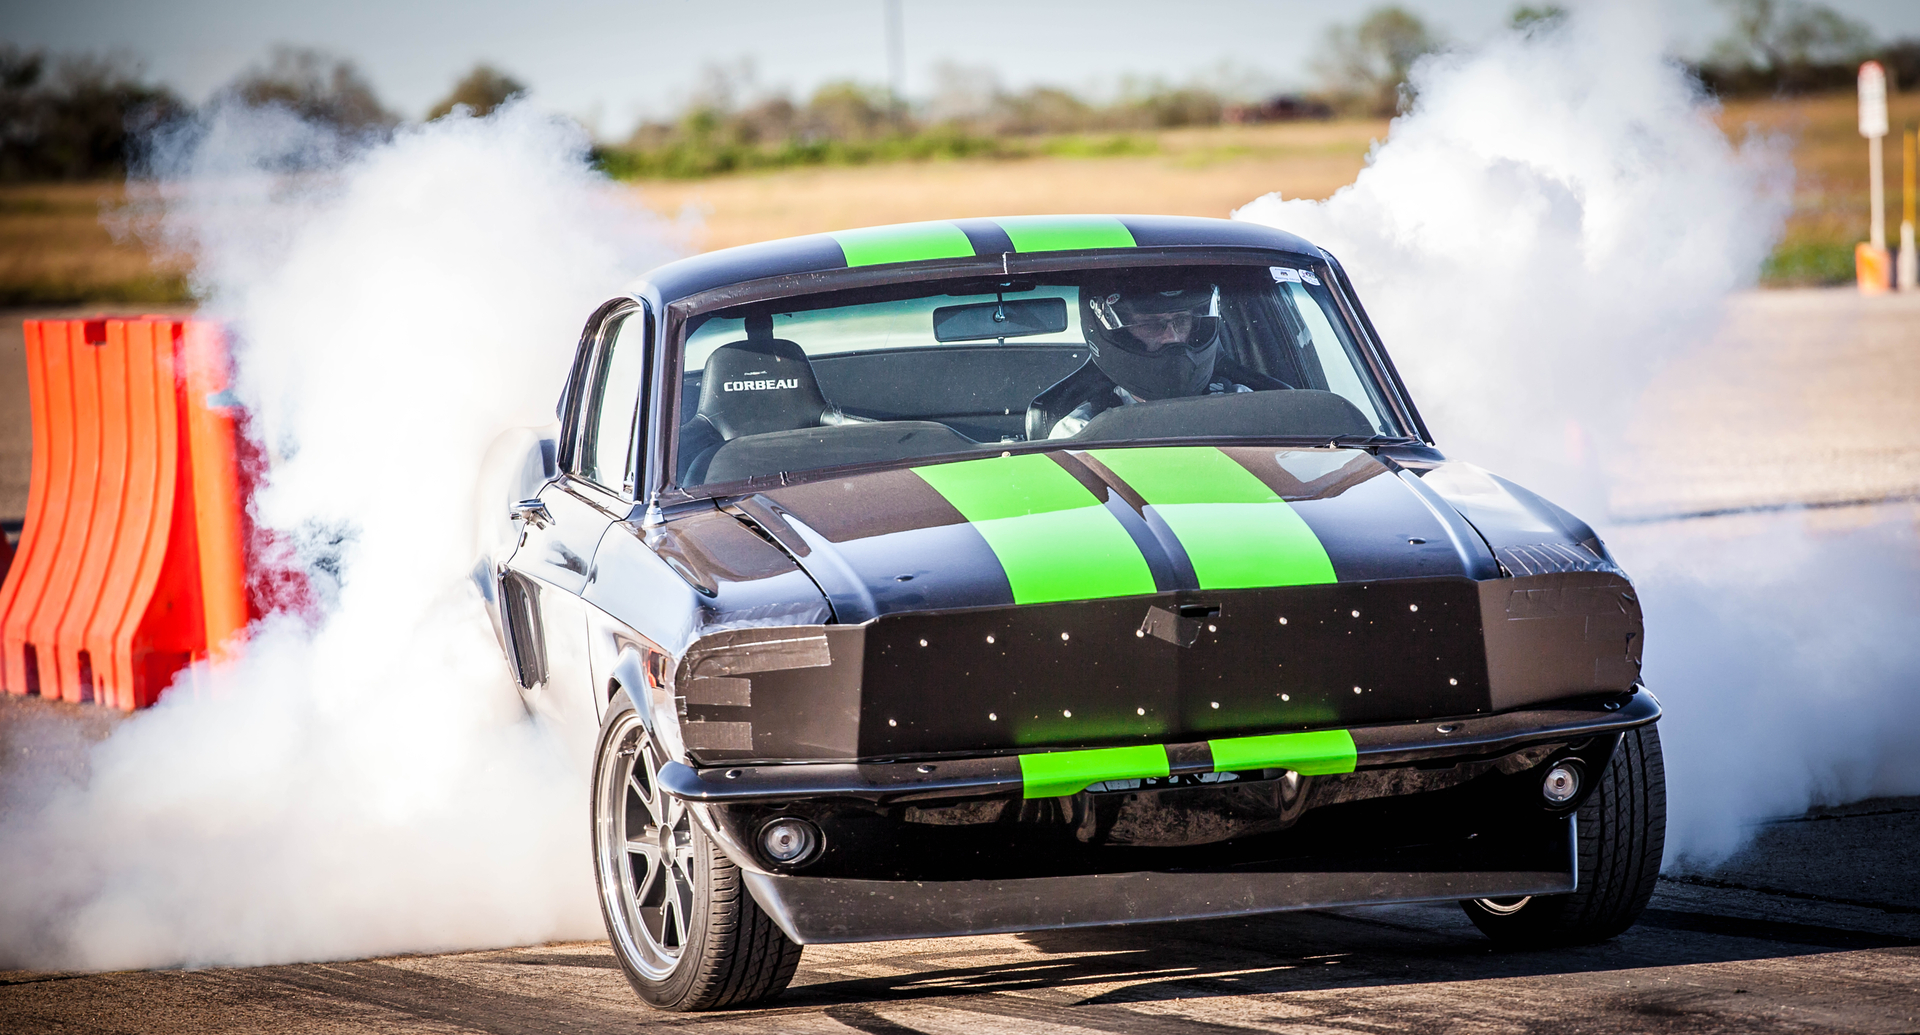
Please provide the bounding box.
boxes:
[994,215,1136,253]
[831,221,976,267]
[1208,729,1357,775]
[1088,446,1336,589]
[911,453,1157,605]
[1019,744,1170,798]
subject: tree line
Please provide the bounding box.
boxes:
[2,0,1914,184]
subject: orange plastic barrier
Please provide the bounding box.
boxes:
[0,318,250,709]
[1857,242,1892,294]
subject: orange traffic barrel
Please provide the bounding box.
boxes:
[0,318,252,708]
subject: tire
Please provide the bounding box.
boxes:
[591,696,802,1010]
[1461,723,1666,947]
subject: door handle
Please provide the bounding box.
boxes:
[511,498,554,529]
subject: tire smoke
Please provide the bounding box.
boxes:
[1236,6,1920,862]
[0,102,680,969]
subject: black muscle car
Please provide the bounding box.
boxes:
[475,215,1664,1011]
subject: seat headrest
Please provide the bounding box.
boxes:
[696,338,832,441]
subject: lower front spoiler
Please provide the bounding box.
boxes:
[743,819,1577,944]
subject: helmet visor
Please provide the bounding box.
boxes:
[1086,284,1219,353]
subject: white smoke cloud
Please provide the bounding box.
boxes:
[1238,7,1789,514]
[1237,5,1920,863]
[0,101,680,969]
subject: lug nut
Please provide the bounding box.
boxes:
[760,818,821,864]
[1542,761,1582,804]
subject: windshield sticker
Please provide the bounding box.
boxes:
[1271,266,1322,286]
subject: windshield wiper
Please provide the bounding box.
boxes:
[1323,434,1421,451]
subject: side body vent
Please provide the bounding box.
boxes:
[500,571,548,689]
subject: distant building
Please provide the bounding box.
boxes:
[1223,95,1335,124]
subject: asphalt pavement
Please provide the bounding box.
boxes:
[0,746,1914,1033]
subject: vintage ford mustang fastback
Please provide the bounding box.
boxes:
[476,215,1663,1011]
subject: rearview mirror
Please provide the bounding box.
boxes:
[932,297,1069,342]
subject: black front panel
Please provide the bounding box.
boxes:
[857,578,1491,759]
[709,758,1571,882]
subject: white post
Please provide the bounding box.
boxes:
[1859,62,1890,292]
[1870,134,1887,251]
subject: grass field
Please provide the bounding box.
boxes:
[1721,90,1920,284]
[0,182,188,305]
[1,90,1913,303]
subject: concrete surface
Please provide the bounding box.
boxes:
[1616,288,1920,521]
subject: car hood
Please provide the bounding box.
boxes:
[640,445,1640,763]
[718,445,1503,624]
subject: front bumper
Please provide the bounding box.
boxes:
[745,823,1577,943]
[660,687,1658,805]
[668,691,1652,940]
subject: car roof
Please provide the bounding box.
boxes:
[637,215,1325,304]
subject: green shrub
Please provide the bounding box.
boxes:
[1761,237,1858,285]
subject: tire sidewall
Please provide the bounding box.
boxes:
[591,694,718,1010]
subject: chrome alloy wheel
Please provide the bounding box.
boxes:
[594,711,699,980]
[1472,896,1533,916]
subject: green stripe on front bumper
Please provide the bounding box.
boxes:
[1019,744,1170,798]
[1019,729,1356,797]
[1089,446,1336,589]
[831,221,975,267]
[912,453,1156,604]
[995,215,1137,252]
[1209,730,1357,775]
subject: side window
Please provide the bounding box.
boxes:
[578,308,651,495]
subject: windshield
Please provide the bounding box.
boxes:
[674,263,1401,489]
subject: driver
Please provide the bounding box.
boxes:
[1046,275,1256,439]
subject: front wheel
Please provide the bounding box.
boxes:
[591,697,801,1010]
[1462,723,1666,947]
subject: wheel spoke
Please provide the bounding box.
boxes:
[633,850,667,908]
[669,883,692,948]
[626,775,659,828]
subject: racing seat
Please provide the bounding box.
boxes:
[679,318,845,484]
[1025,359,1115,441]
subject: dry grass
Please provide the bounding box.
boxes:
[631,119,1392,252]
[1,92,1913,302]
[0,183,188,305]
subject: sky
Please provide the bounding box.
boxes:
[6,0,1920,138]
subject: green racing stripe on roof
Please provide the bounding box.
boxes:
[911,453,1157,605]
[1019,744,1170,798]
[1208,729,1357,775]
[994,215,1136,253]
[1088,446,1336,589]
[831,221,976,267]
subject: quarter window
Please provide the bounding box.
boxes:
[580,309,650,494]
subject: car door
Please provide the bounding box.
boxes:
[504,300,651,756]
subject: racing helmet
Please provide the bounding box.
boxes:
[1080,276,1222,400]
